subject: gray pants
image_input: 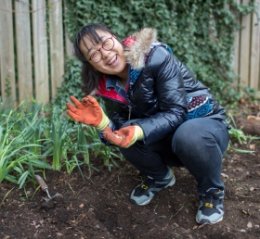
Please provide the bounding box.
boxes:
[120,118,230,193]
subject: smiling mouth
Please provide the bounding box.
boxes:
[107,55,117,66]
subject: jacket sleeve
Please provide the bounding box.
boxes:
[134,47,188,144]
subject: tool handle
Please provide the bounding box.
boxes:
[35,175,48,191]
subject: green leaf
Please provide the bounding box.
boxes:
[18,171,30,189]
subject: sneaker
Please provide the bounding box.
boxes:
[130,168,176,206]
[196,188,224,224]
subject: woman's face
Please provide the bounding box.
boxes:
[79,30,127,76]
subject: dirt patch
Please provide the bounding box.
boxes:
[1,104,260,239]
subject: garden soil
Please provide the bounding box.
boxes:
[1,102,260,239]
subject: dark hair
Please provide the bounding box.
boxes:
[74,23,114,94]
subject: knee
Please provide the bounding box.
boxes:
[119,142,151,163]
[172,120,213,153]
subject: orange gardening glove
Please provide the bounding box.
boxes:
[103,125,144,148]
[66,96,110,131]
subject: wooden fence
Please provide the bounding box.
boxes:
[0,0,260,104]
[0,0,72,104]
[233,0,260,98]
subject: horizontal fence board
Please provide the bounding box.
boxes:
[15,0,33,101]
[49,0,64,98]
[32,0,49,103]
[0,0,16,103]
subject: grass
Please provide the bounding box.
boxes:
[0,102,123,189]
[1,99,257,190]
[0,103,51,188]
[227,113,260,154]
[6,99,259,189]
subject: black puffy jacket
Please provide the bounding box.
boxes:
[96,28,226,145]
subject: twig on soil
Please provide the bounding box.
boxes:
[117,175,121,184]
[100,166,126,186]
[172,204,185,218]
[0,187,15,208]
[153,203,159,214]
[65,181,76,195]
[76,186,88,198]
[192,223,208,230]
[162,204,185,229]
[114,189,125,198]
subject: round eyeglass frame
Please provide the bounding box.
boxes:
[89,37,115,63]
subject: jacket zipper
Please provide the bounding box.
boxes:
[128,105,132,120]
[127,83,134,120]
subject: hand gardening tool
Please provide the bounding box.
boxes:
[35,175,63,206]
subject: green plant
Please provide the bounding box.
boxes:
[82,125,124,172]
[228,126,248,144]
[227,112,260,154]
[62,124,97,177]
[64,123,123,177]
[0,96,123,189]
[49,107,69,171]
[53,57,124,175]
[227,112,251,144]
[0,103,51,188]
[41,103,123,176]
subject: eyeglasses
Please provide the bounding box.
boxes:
[89,37,115,63]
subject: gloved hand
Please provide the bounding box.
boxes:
[103,125,144,148]
[67,96,110,131]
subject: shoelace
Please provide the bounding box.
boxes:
[138,177,155,193]
[200,193,222,209]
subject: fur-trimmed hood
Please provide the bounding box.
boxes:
[122,28,157,69]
